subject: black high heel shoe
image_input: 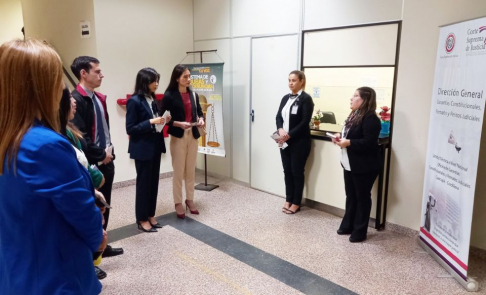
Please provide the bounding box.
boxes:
[148,220,163,228]
[137,221,157,233]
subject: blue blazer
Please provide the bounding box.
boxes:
[126,94,166,161]
[0,123,103,295]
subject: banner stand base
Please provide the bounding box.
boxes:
[418,238,479,292]
[195,183,219,191]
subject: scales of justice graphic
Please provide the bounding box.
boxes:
[198,94,220,148]
[448,131,461,153]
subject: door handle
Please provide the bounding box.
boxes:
[251,110,255,122]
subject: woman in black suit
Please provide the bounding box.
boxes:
[160,64,204,219]
[126,68,168,232]
[276,70,314,214]
[332,86,381,242]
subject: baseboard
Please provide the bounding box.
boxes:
[304,199,378,228]
[384,221,419,238]
[195,168,231,182]
[229,178,251,187]
[304,199,345,217]
[112,171,173,189]
[305,199,421,237]
[469,246,486,260]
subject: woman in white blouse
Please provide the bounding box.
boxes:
[275,70,315,214]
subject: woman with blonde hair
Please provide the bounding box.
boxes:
[276,70,314,214]
[0,39,103,294]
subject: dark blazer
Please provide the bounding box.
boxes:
[126,94,166,161]
[345,112,381,174]
[71,84,115,164]
[276,91,314,144]
[160,89,203,139]
[0,123,103,295]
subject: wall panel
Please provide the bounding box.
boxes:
[231,37,251,183]
[304,0,402,30]
[232,0,300,37]
[94,0,194,182]
[194,0,230,40]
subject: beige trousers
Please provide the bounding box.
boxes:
[170,129,198,204]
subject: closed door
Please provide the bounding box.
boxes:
[250,35,299,196]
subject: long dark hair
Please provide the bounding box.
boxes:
[133,67,160,99]
[59,85,71,137]
[59,84,82,142]
[346,86,377,127]
[165,64,190,92]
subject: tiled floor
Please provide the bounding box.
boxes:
[101,174,486,294]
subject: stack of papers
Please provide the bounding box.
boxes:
[156,110,169,133]
[270,131,288,149]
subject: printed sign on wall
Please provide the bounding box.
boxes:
[80,21,90,38]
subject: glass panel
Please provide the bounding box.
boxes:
[303,23,398,66]
[305,67,395,128]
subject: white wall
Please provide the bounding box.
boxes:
[193,0,302,183]
[232,0,300,37]
[0,0,23,44]
[390,0,486,249]
[19,0,486,249]
[231,37,251,183]
[194,0,230,40]
[304,0,402,30]
[21,0,98,70]
[93,0,194,182]
[192,0,486,251]
[21,0,194,183]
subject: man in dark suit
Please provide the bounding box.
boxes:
[70,56,123,277]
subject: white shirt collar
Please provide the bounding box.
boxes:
[289,89,303,97]
[81,85,95,99]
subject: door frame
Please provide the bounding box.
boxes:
[249,33,301,194]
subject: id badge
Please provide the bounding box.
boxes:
[291,105,298,114]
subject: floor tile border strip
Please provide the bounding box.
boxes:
[112,172,173,189]
[107,213,356,295]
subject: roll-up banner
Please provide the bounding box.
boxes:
[419,17,486,292]
[185,63,226,157]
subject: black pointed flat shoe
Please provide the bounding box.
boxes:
[137,221,157,233]
[149,220,163,228]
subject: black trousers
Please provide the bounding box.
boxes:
[98,161,115,230]
[339,169,378,239]
[134,151,162,222]
[280,138,311,206]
